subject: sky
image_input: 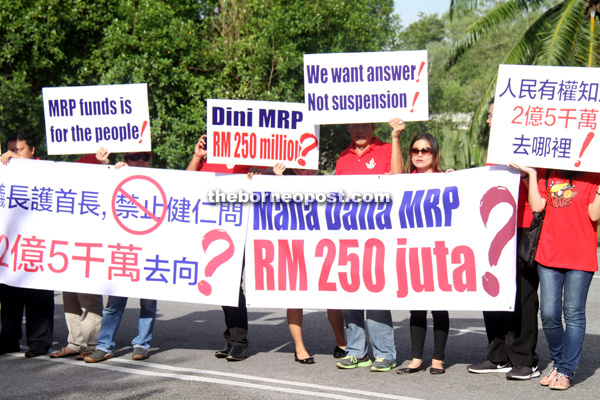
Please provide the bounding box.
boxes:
[394,0,451,26]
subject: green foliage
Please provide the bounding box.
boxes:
[0,0,401,169]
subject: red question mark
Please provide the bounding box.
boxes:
[198,229,235,296]
[297,133,318,167]
[479,186,517,297]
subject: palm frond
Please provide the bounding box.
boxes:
[449,0,547,20]
[535,0,588,65]
[448,0,546,66]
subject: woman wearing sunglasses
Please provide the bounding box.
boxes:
[393,130,450,375]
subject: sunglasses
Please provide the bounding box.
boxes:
[410,147,432,156]
[125,153,150,162]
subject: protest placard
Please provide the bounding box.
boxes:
[42,83,151,155]
[206,99,320,169]
[0,159,248,306]
[487,64,600,172]
[303,50,428,125]
[244,166,519,311]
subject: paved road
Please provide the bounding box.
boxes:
[2,274,600,399]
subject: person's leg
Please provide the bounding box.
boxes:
[505,259,539,368]
[483,311,509,364]
[556,269,593,380]
[326,309,346,349]
[366,309,395,361]
[222,284,249,348]
[431,311,449,370]
[63,291,84,353]
[342,310,367,358]
[537,264,565,370]
[78,293,103,351]
[0,284,25,352]
[407,310,426,368]
[132,299,157,350]
[23,288,54,352]
[96,296,128,353]
[287,309,310,360]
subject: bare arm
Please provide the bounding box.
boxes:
[588,187,600,221]
[186,135,207,171]
[388,118,405,174]
[509,163,546,212]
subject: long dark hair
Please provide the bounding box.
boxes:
[407,133,442,173]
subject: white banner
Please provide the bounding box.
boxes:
[303,50,429,124]
[206,99,320,169]
[42,83,151,155]
[245,167,519,311]
[0,159,248,306]
[488,64,600,172]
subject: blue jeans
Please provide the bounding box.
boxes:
[537,264,593,380]
[343,309,395,360]
[96,296,157,353]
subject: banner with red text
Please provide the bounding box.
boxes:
[245,166,519,310]
[206,99,320,169]
[487,64,600,172]
[0,159,248,306]
[303,50,428,124]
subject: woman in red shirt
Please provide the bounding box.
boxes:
[511,165,600,390]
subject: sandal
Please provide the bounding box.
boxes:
[540,368,557,386]
[49,347,79,358]
[549,373,571,390]
[76,349,94,361]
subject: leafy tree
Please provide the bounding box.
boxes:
[449,0,600,152]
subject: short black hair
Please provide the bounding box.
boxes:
[7,133,35,149]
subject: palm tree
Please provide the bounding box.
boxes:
[448,0,600,160]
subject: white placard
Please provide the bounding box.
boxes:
[488,64,600,172]
[42,83,151,155]
[303,51,429,124]
[206,99,320,169]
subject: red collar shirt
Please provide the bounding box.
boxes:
[334,138,392,176]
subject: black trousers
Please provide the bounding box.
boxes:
[221,283,248,348]
[410,310,449,360]
[483,228,539,368]
[0,284,54,351]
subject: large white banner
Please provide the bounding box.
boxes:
[488,64,600,172]
[303,50,429,124]
[206,99,320,169]
[245,166,519,311]
[0,159,248,306]
[42,83,151,155]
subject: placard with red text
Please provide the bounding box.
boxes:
[487,64,600,172]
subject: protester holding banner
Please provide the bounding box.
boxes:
[0,133,55,358]
[510,163,600,390]
[393,132,449,375]
[84,151,158,363]
[266,164,347,364]
[50,154,104,361]
[187,134,252,361]
[335,120,404,372]
[468,101,541,380]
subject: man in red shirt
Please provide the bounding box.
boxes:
[335,121,404,372]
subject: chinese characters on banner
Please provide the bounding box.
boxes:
[245,166,519,311]
[0,159,249,306]
[206,99,320,169]
[42,83,151,155]
[303,50,429,124]
[487,64,600,172]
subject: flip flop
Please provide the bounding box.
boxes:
[49,347,79,358]
[76,350,94,361]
